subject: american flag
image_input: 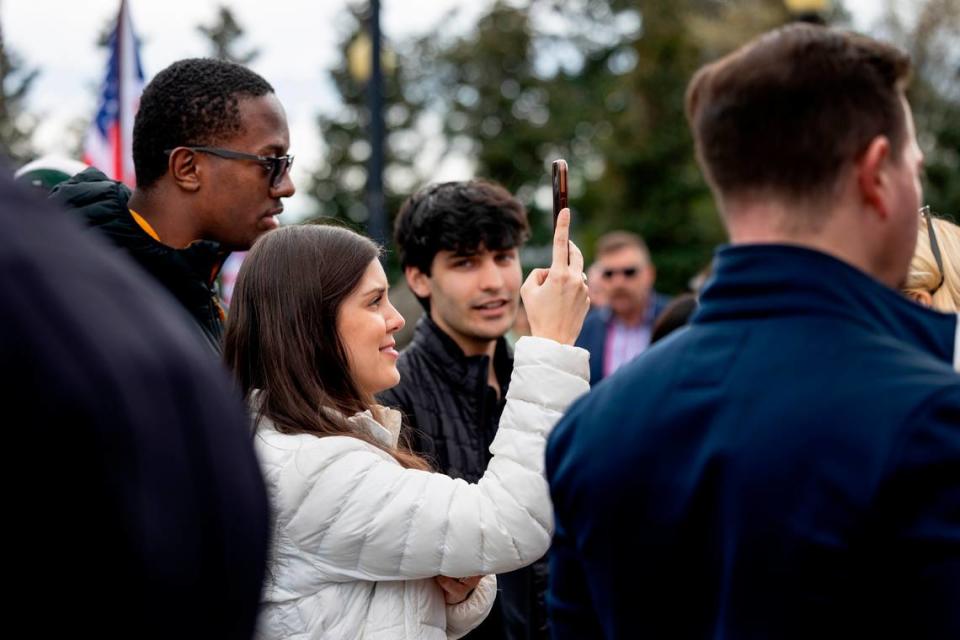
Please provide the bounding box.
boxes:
[83,0,145,186]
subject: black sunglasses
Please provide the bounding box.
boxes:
[921,205,945,294]
[165,146,294,188]
[602,266,641,280]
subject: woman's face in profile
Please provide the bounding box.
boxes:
[337,258,406,397]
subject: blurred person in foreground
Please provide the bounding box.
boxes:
[903,207,960,312]
[224,212,589,639]
[3,171,269,638]
[53,58,295,354]
[380,180,552,639]
[575,231,670,385]
[547,24,960,639]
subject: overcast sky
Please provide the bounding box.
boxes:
[4,0,884,217]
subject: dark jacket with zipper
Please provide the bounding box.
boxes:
[378,314,549,640]
[547,244,960,639]
[51,168,228,354]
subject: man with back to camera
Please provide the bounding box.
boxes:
[576,230,670,385]
[547,24,960,639]
[379,180,550,640]
[53,58,295,354]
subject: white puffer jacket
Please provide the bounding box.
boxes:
[253,337,590,639]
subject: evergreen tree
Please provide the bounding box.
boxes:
[197,5,260,65]
[409,3,554,244]
[0,24,39,164]
[578,0,804,291]
[407,0,813,290]
[307,4,425,236]
[313,0,955,294]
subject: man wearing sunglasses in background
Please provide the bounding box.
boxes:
[53,58,295,354]
[575,230,670,385]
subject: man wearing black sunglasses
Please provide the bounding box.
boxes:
[575,230,670,385]
[53,58,295,354]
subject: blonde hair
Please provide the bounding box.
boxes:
[903,214,960,312]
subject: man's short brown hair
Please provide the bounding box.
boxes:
[596,231,650,261]
[686,24,911,207]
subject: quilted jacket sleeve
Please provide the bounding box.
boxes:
[270,337,589,582]
[445,574,498,639]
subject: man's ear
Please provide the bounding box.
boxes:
[857,135,893,219]
[167,147,202,193]
[405,265,431,298]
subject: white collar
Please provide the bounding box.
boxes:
[250,389,402,447]
[344,405,402,448]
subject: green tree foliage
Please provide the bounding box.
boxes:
[409,0,801,291]
[197,5,260,64]
[306,4,425,233]
[0,28,39,164]
[410,3,556,246]
[567,0,727,292]
[310,0,957,291]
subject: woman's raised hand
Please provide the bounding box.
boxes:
[520,208,590,345]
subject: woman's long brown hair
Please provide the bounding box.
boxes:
[223,224,429,470]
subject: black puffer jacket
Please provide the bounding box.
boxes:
[379,314,512,481]
[379,315,549,640]
[51,168,227,354]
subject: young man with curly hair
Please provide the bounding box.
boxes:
[380,180,552,640]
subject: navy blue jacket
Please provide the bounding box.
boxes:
[547,245,960,639]
[575,293,671,385]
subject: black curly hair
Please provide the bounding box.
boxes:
[132,58,274,189]
[393,180,530,309]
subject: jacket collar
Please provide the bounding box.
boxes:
[410,314,514,392]
[595,293,661,328]
[346,406,403,448]
[52,168,228,289]
[696,244,958,367]
[251,389,403,448]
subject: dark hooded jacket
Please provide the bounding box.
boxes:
[52,168,228,354]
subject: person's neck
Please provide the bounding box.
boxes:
[127,187,201,249]
[430,314,500,395]
[614,304,646,327]
[724,196,898,288]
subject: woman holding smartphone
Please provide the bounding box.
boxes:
[224,210,589,639]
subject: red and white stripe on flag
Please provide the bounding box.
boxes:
[83,0,145,187]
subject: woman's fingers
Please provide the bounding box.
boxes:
[434,575,482,605]
[552,208,571,268]
[568,239,585,275]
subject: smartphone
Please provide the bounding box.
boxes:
[552,159,568,230]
